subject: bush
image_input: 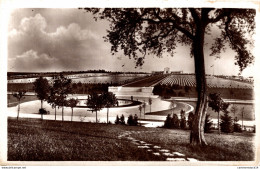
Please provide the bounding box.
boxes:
[220,111,233,133]
[127,114,138,126]
[120,114,125,125]
[163,114,180,129]
[39,108,49,115]
[187,112,194,130]
[115,115,120,124]
[180,110,186,129]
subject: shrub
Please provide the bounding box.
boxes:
[164,114,172,128]
[39,108,49,115]
[127,114,138,126]
[180,110,186,129]
[188,112,194,130]
[163,114,180,129]
[115,115,120,124]
[120,114,125,125]
[220,111,233,133]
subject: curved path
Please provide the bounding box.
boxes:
[7,95,194,127]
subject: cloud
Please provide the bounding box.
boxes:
[8,12,107,72]
[8,50,58,71]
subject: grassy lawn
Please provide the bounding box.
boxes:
[8,95,38,107]
[8,118,255,161]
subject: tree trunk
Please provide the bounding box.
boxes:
[96,110,98,123]
[190,23,208,146]
[41,100,43,109]
[71,108,73,122]
[107,108,109,124]
[55,106,57,121]
[62,106,64,121]
[218,111,220,134]
[17,100,20,121]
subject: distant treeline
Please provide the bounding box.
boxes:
[8,70,150,80]
[8,82,111,94]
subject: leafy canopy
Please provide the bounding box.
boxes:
[83,8,255,71]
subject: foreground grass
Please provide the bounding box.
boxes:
[8,118,165,161]
[8,118,255,161]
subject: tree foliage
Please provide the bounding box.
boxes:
[188,112,194,130]
[52,74,72,121]
[220,110,233,133]
[84,8,255,70]
[208,93,230,134]
[164,114,180,129]
[34,77,50,109]
[100,92,117,123]
[84,8,255,145]
[67,98,79,122]
[180,109,186,129]
[86,92,103,123]
[127,114,138,126]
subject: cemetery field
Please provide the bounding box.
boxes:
[8,118,255,161]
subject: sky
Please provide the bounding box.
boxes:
[7,8,256,76]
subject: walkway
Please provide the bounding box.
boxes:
[118,131,198,161]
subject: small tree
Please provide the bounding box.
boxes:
[47,87,60,121]
[204,114,213,133]
[143,101,146,119]
[180,109,186,129]
[67,98,79,122]
[208,93,230,134]
[86,92,103,123]
[52,74,72,121]
[164,114,172,128]
[120,114,125,125]
[188,112,194,130]
[148,98,152,113]
[12,90,26,121]
[138,105,142,119]
[100,92,117,124]
[220,110,233,133]
[127,114,138,126]
[115,115,120,124]
[34,77,50,109]
[172,114,180,129]
[39,108,49,120]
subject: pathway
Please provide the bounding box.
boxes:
[118,131,198,162]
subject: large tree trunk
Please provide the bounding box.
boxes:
[190,23,208,146]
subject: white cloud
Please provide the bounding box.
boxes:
[9,50,58,72]
[8,12,106,72]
